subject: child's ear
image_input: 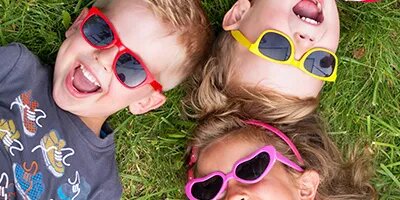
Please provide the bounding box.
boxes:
[128,92,166,115]
[298,170,320,200]
[222,0,251,30]
[65,8,89,38]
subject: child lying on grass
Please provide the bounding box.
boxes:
[185,99,376,199]
[0,0,211,199]
[187,0,340,123]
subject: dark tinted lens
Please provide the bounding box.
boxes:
[83,15,114,47]
[116,53,147,87]
[192,175,223,200]
[304,51,336,77]
[258,32,291,61]
[236,152,270,181]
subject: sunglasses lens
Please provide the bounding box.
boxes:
[236,152,270,181]
[115,53,147,87]
[304,51,336,77]
[83,15,114,47]
[258,32,291,61]
[191,175,224,200]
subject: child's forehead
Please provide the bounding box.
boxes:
[101,0,170,37]
[103,0,179,38]
[102,0,151,17]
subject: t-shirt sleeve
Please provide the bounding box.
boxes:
[0,43,24,84]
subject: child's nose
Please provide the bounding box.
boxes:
[226,194,249,200]
[293,32,315,59]
[224,181,250,200]
[94,46,119,72]
[225,193,250,200]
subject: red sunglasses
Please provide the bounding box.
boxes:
[80,7,162,91]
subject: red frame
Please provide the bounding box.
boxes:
[80,7,162,92]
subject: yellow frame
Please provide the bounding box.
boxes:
[231,29,338,82]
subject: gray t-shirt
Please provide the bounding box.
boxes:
[0,43,122,200]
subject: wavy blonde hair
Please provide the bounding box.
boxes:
[189,101,376,199]
[184,31,318,122]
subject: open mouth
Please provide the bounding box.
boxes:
[71,64,102,94]
[293,0,324,25]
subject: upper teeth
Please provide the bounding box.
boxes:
[80,65,100,87]
[297,15,320,25]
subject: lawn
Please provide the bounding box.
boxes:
[0,0,399,199]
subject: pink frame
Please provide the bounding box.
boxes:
[185,120,305,200]
[80,7,162,92]
[185,145,303,200]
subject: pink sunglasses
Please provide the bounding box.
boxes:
[185,120,304,200]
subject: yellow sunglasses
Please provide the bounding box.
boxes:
[231,29,338,82]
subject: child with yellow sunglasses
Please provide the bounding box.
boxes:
[186,0,340,122]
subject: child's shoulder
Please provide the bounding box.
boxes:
[0,42,31,55]
[0,42,41,83]
[0,42,36,65]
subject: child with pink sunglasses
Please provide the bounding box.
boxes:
[185,99,376,200]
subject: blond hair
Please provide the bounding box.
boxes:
[95,0,213,90]
[190,107,376,200]
[185,31,318,122]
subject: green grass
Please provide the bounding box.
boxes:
[1,0,399,199]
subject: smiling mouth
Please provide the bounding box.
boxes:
[293,0,324,25]
[71,64,102,94]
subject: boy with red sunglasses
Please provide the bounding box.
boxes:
[0,0,211,199]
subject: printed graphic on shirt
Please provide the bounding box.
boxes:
[10,90,47,137]
[31,130,75,178]
[13,161,44,200]
[1,172,16,200]
[57,171,91,200]
[0,119,24,157]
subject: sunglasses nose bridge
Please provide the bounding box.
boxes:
[225,172,235,182]
[291,59,302,68]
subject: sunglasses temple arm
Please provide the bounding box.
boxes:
[231,30,252,49]
[245,120,304,165]
[276,152,304,172]
[150,81,163,92]
[187,146,199,181]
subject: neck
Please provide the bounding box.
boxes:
[79,116,107,137]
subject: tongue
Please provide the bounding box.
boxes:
[72,68,100,93]
[293,0,320,20]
